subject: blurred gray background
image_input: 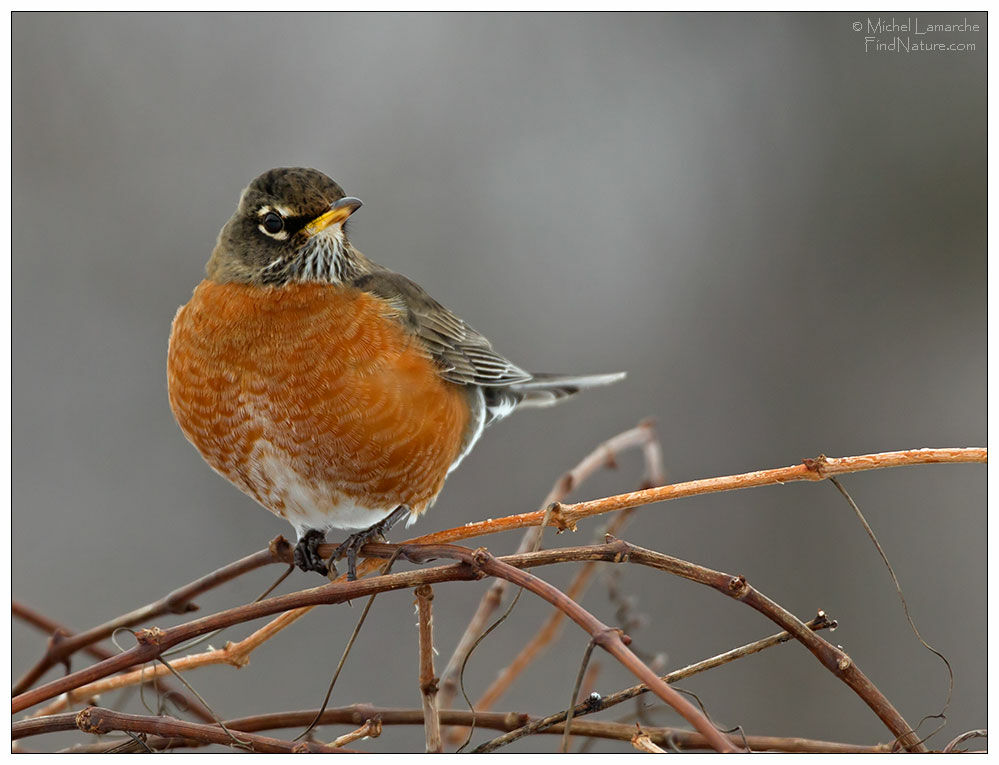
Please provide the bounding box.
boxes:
[13,13,986,752]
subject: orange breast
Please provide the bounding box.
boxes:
[167,280,470,530]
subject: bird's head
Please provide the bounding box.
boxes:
[207,167,364,285]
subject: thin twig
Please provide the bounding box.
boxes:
[599,540,927,752]
[561,639,596,753]
[396,543,739,752]
[21,446,971,720]
[632,727,668,753]
[471,508,637,718]
[12,601,115,665]
[330,717,381,748]
[414,585,442,753]
[22,705,893,753]
[13,538,928,752]
[295,548,406,742]
[12,601,215,724]
[566,659,602,752]
[314,448,988,689]
[351,448,987,553]
[942,729,987,752]
[829,476,954,744]
[443,419,664,747]
[12,537,292,696]
[439,419,663,716]
[70,706,353,753]
[450,503,558,752]
[473,612,835,753]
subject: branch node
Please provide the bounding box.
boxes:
[557,473,575,496]
[544,501,576,532]
[331,717,383,748]
[837,655,853,672]
[420,677,439,695]
[164,599,199,615]
[414,584,434,601]
[605,536,631,563]
[813,610,838,630]
[222,641,251,668]
[727,575,748,597]
[503,711,530,728]
[134,627,166,646]
[75,707,102,735]
[602,447,619,471]
[269,535,294,563]
[632,728,668,753]
[802,454,830,477]
[592,626,628,649]
[46,629,73,672]
[471,547,492,567]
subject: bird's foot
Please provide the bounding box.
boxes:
[331,505,410,581]
[293,528,329,576]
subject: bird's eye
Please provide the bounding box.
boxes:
[262,212,284,234]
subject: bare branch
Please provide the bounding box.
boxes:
[438,419,663,714]
[12,600,215,724]
[397,544,739,752]
[20,446,970,722]
[361,448,985,549]
[20,705,893,753]
[13,446,979,750]
[414,585,442,753]
[330,717,381,748]
[633,728,669,753]
[942,729,987,753]
[12,538,291,696]
[472,509,636,717]
[13,538,930,752]
[12,601,114,665]
[472,612,834,752]
[39,706,354,753]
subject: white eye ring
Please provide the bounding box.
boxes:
[259,211,288,240]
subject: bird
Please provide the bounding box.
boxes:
[167,167,625,579]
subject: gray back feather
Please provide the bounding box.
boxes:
[351,269,625,426]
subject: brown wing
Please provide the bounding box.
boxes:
[351,270,532,387]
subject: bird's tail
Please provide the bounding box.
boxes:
[483,371,626,424]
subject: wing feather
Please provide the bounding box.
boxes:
[351,270,532,387]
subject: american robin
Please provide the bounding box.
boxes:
[167,167,624,579]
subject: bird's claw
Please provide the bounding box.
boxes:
[293,529,329,576]
[330,505,410,581]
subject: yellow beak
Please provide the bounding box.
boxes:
[303,196,363,237]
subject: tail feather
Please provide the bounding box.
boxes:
[483,371,626,424]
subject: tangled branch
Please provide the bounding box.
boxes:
[12,440,984,752]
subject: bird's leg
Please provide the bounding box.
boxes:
[330,505,411,581]
[293,528,329,576]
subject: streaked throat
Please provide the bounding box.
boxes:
[262,229,365,286]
